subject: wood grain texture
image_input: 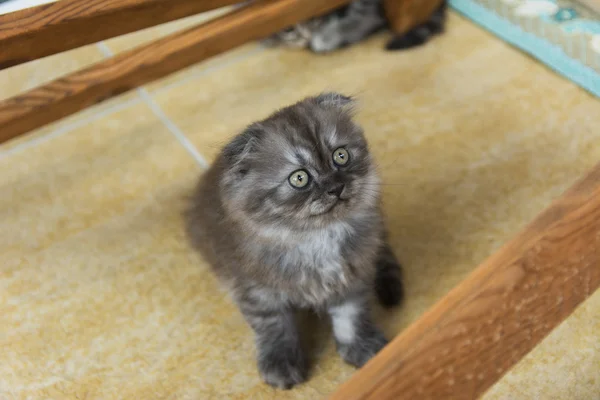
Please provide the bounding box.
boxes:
[0,0,241,69]
[383,0,443,34]
[0,0,353,144]
[331,162,600,400]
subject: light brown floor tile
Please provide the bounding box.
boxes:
[0,91,140,153]
[150,11,600,398]
[0,102,197,258]
[0,102,212,400]
[145,43,263,94]
[0,45,104,101]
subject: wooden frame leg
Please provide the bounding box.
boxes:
[383,0,444,35]
[330,161,600,400]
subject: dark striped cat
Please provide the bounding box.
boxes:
[265,0,447,52]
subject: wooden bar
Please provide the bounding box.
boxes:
[0,0,353,144]
[331,162,600,400]
[0,0,241,69]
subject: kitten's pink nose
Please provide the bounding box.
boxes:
[327,184,345,198]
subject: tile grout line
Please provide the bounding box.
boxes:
[136,88,208,168]
[96,41,114,58]
[97,42,208,168]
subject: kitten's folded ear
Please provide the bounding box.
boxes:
[222,125,263,175]
[314,92,356,110]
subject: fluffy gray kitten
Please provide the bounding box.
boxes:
[185,93,403,389]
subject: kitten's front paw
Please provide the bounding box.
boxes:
[338,330,388,368]
[258,348,307,389]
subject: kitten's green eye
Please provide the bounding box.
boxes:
[289,169,310,189]
[333,147,350,166]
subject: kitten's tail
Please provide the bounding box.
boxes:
[385,0,447,51]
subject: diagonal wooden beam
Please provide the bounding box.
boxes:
[0,0,353,145]
[0,0,241,69]
[330,161,600,400]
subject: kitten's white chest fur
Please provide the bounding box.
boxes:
[303,223,348,270]
[254,221,353,305]
[286,222,353,304]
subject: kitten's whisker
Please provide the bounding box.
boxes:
[373,157,402,170]
[380,184,409,187]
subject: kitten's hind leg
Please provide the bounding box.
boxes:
[374,241,404,308]
[236,290,307,389]
[328,295,388,367]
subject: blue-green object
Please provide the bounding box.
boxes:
[449,0,600,99]
[553,8,578,22]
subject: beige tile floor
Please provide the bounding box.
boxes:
[1,11,599,400]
